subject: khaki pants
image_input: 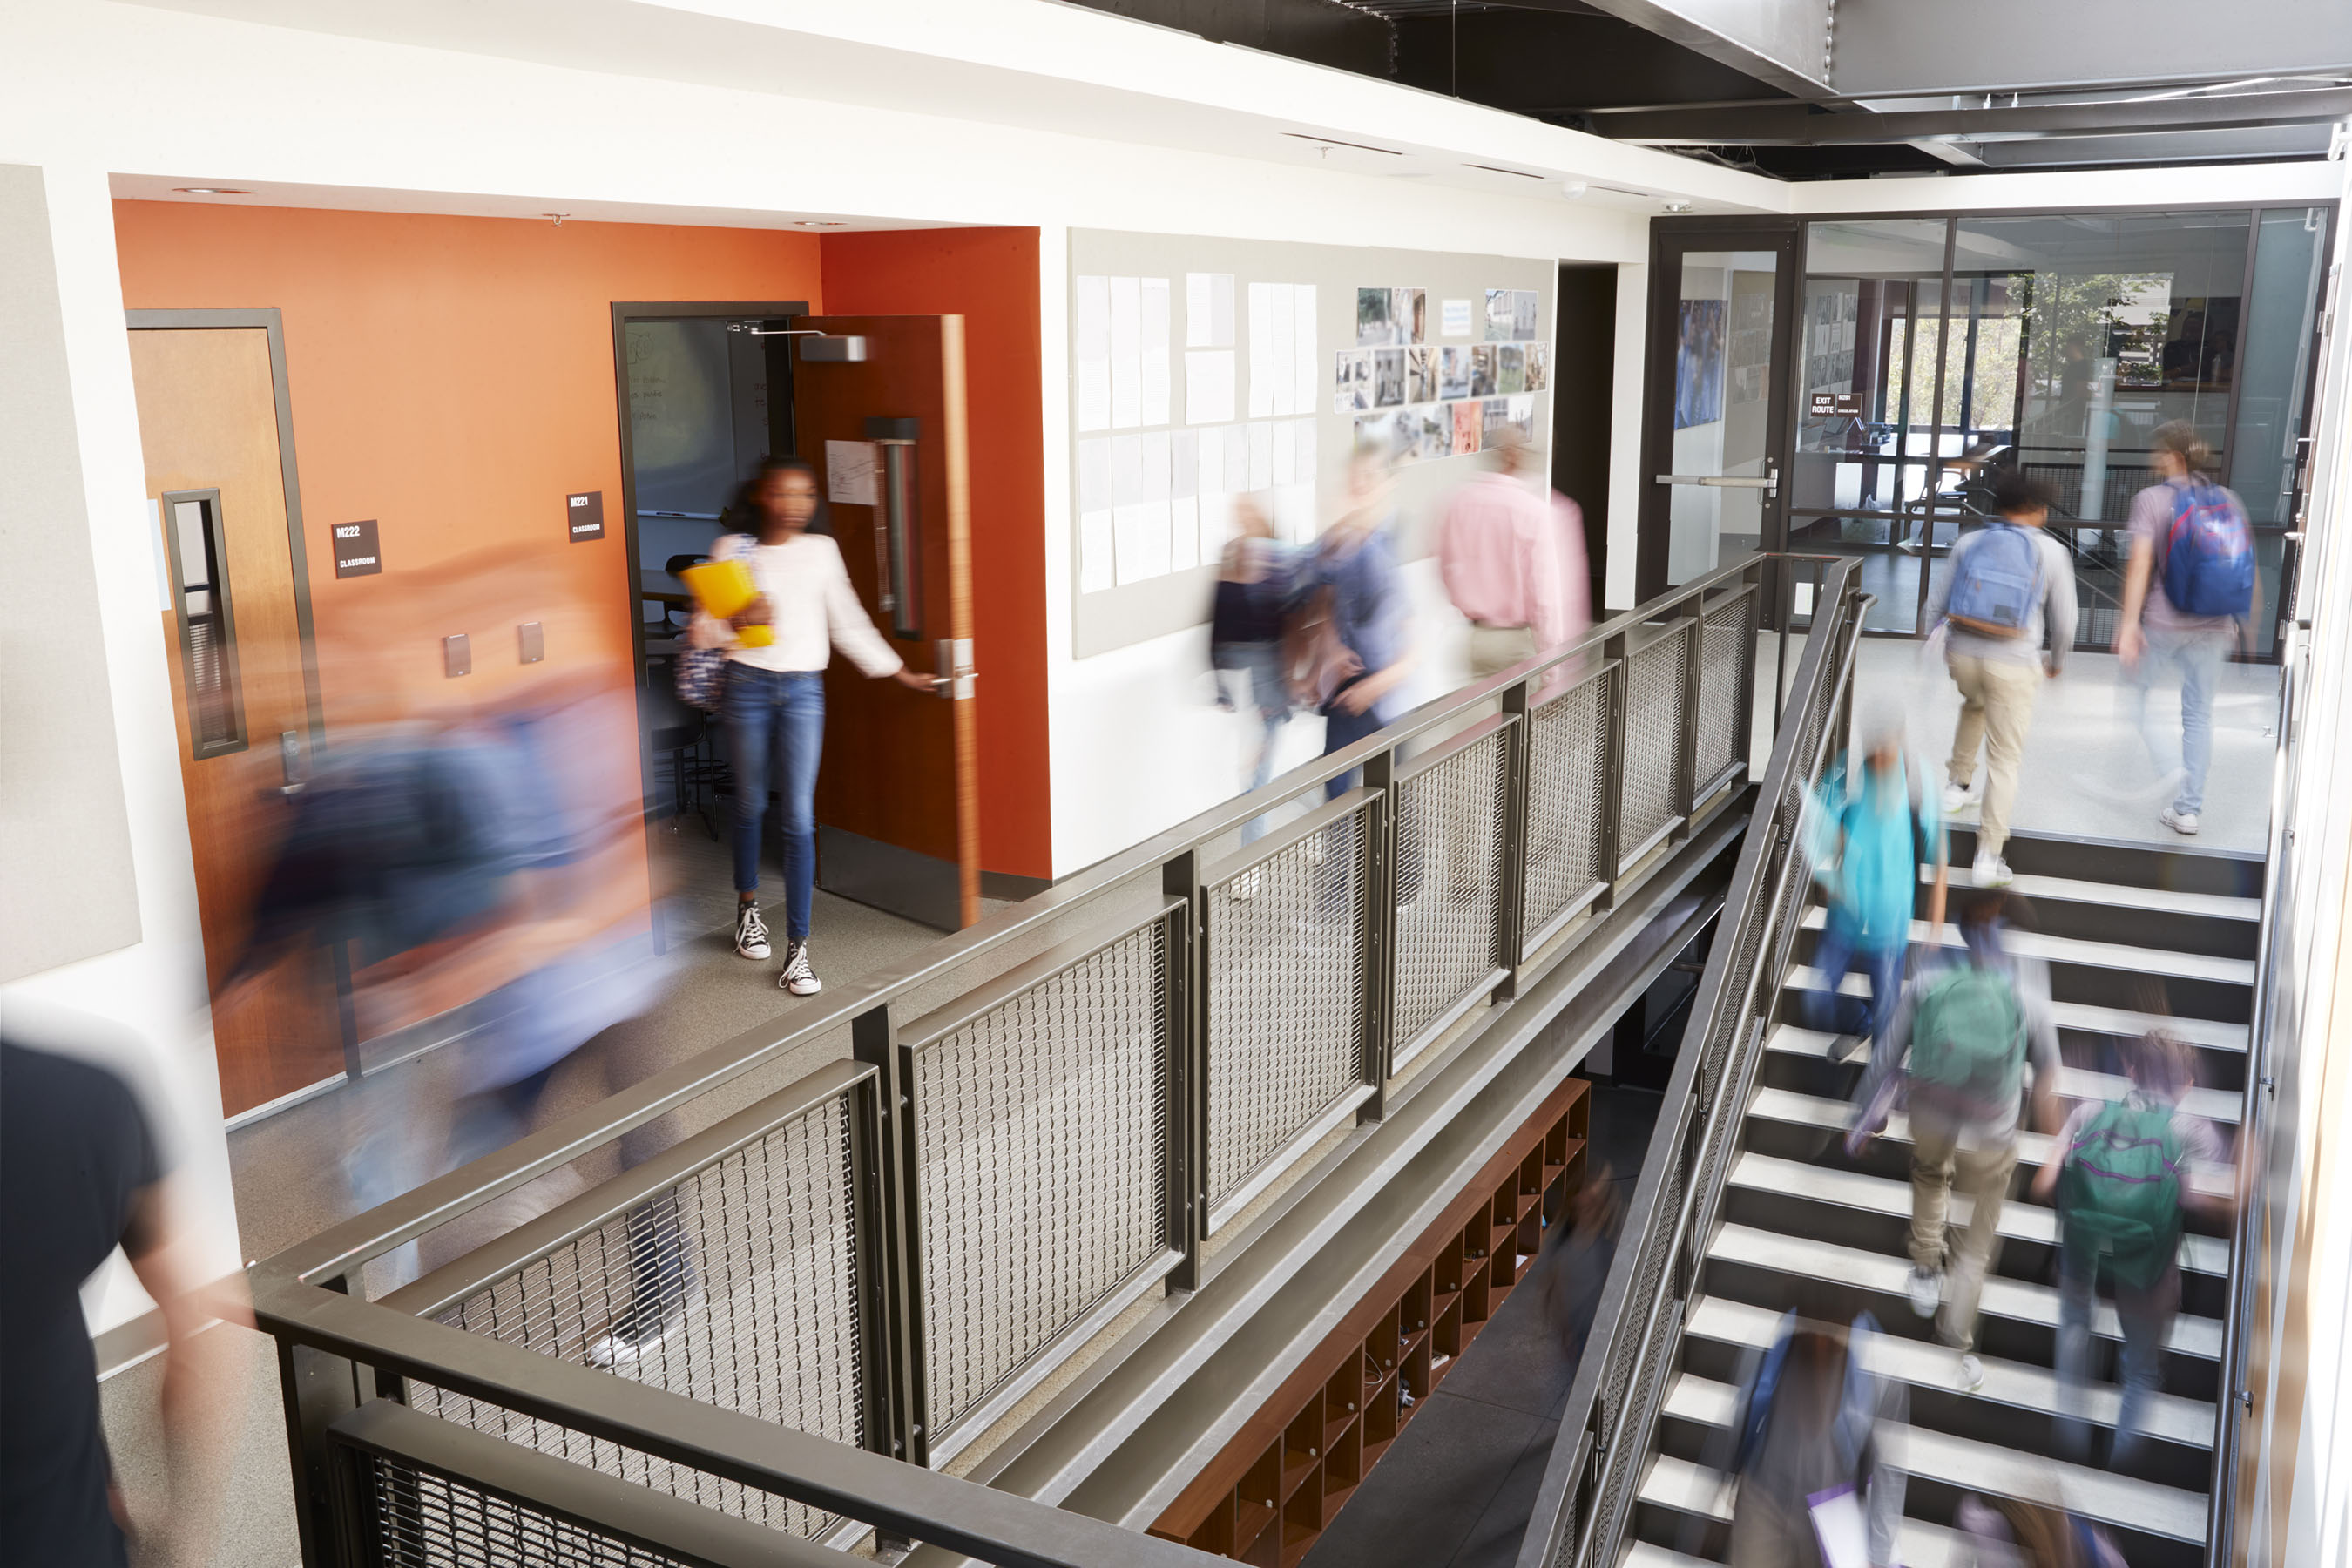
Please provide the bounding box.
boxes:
[1945,654,2042,857]
[1468,623,1538,679]
[1909,1119,2017,1355]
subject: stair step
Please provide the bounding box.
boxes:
[1726,1152,2230,1277]
[1633,1454,1963,1565]
[1708,1223,2224,1361]
[1798,906,2255,988]
[1681,1294,2216,1449]
[1661,1374,2210,1544]
[1932,864,2259,924]
[1760,1027,2247,1125]
[1747,1082,2242,1193]
[1779,973,2250,1053]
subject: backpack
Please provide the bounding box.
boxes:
[1944,521,2044,639]
[674,533,754,713]
[2058,1100,2186,1291]
[2160,480,2255,618]
[1909,963,2025,1108]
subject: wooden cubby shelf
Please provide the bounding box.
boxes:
[1151,1077,1590,1561]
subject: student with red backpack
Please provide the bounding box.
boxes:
[2033,1031,2227,1470]
[1924,470,2078,889]
[2117,422,2260,837]
[1851,892,2061,1393]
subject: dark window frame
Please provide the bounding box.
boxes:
[159,486,250,759]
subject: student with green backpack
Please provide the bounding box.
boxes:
[2032,1031,2227,1470]
[1851,892,2060,1393]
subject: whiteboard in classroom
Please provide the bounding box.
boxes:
[624,319,741,520]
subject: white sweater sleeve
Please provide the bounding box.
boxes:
[819,538,905,677]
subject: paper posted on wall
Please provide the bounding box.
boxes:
[825,440,878,506]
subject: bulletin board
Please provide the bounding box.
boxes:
[1069,230,1555,658]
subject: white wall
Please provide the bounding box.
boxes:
[0,165,241,1330]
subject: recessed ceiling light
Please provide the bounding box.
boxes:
[1662,200,1694,213]
[795,220,848,228]
[172,186,251,196]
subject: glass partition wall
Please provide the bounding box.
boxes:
[1770,205,2330,655]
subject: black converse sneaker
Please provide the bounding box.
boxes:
[733,902,771,960]
[779,939,821,996]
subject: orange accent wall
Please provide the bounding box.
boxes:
[819,227,1051,881]
[113,201,826,981]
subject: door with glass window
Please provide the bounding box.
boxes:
[1638,225,1800,605]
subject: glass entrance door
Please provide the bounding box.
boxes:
[1639,227,1798,602]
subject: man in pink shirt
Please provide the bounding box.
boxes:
[1436,431,1592,681]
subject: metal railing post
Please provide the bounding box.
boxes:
[1592,630,1632,910]
[852,1003,930,1469]
[1669,592,1704,842]
[1164,849,1208,1292]
[1359,748,1400,1119]
[278,1274,367,1568]
[1494,676,1531,1000]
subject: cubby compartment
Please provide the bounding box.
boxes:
[1149,1078,1589,1560]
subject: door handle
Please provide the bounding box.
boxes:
[1654,468,1779,497]
[932,638,977,700]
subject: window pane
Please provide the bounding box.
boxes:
[165,494,241,752]
[1666,248,1778,585]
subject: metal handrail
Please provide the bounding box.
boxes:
[1515,558,1868,1568]
[252,550,1803,1567]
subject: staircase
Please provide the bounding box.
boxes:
[1624,829,2261,1568]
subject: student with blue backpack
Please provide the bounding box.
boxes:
[1924,469,2078,889]
[2033,1031,2227,1470]
[2117,422,2260,837]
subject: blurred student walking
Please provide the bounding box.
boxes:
[1435,429,1590,680]
[1852,892,2060,1391]
[1802,714,1947,1063]
[2117,422,2260,837]
[1210,496,1295,841]
[1926,470,2077,888]
[1301,445,1419,798]
[693,456,940,992]
[2038,1031,2227,1470]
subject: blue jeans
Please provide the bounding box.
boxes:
[1803,913,1904,1046]
[1321,700,1389,801]
[2056,1242,2177,1471]
[2127,623,2229,815]
[1220,643,1290,842]
[724,666,825,943]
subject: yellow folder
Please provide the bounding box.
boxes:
[679,558,774,648]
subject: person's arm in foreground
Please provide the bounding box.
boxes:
[2041,535,2078,678]
[124,1178,253,1568]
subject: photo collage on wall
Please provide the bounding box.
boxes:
[1339,285,1544,464]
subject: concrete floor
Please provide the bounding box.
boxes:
[1755,632,2278,856]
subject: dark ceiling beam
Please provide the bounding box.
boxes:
[1600,85,2352,145]
[1503,0,1832,99]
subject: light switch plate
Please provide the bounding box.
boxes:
[518,621,544,663]
[443,633,471,678]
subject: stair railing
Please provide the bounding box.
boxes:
[1515,558,1869,1568]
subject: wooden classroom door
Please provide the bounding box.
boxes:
[128,323,344,1115]
[794,315,980,930]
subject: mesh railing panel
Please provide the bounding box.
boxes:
[363,1450,700,1568]
[915,918,1173,1435]
[413,1097,862,1539]
[1521,667,1612,949]
[1391,727,1509,1063]
[1693,593,1754,790]
[1205,808,1370,1216]
[1619,627,1690,853]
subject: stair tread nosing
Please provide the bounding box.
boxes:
[1930,864,2260,923]
[1727,1152,2230,1276]
[1797,906,2255,986]
[1682,1294,2216,1447]
[1708,1223,2225,1358]
[1660,1374,2208,1542]
[1780,970,2250,1051]
[1747,1084,2240,1194]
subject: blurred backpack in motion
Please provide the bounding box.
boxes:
[1909,963,2025,1107]
[2058,1100,2186,1290]
[2161,480,2255,618]
[1943,520,2044,638]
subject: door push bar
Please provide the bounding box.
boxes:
[1655,467,1779,497]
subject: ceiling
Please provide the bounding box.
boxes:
[1067,0,2351,179]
